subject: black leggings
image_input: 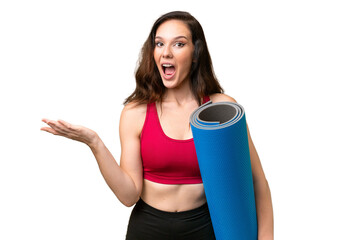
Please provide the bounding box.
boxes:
[126,198,216,240]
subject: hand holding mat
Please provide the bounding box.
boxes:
[190,101,258,240]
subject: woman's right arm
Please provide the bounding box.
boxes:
[97,102,145,207]
[41,102,145,207]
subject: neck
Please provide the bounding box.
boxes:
[163,79,196,106]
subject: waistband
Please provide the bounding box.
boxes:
[136,198,209,219]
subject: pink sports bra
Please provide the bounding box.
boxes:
[140,96,210,184]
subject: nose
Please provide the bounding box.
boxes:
[162,44,173,58]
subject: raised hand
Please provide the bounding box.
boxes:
[40,118,99,147]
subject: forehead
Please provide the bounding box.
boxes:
[155,20,192,39]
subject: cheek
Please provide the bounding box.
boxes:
[153,50,160,62]
[153,52,161,69]
[154,46,164,59]
[179,53,193,71]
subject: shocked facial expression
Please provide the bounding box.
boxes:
[154,20,194,89]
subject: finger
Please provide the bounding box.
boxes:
[40,127,60,135]
[45,124,77,139]
[58,119,73,130]
[41,119,62,135]
[42,118,51,124]
[47,120,69,135]
[59,120,83,135]
[49,120,84,141]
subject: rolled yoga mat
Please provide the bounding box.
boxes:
[190,101,258,240]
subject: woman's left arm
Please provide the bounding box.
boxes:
[210,93,274,239]
[247,124,274,240]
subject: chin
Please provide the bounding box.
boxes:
[162,76,190,90]
[162,82,178,89]
[162,78,179,89]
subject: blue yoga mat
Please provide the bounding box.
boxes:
[190,101,258,240]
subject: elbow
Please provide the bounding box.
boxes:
[123,201,135,208]
[253,175,270,192]
[253,173,267,184]
[119,195,140,208]
[123,200,136,208]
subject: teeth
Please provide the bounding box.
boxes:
[162,64,173,67]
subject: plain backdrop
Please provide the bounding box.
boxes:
[1,0,359,239]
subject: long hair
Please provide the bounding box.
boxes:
[124,11,224,105]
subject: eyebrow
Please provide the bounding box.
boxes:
[155,36,189,41]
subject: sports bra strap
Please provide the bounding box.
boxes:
[203,96,210,104]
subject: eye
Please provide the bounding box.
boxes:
[155,42,164,47]
[174,42,185,47]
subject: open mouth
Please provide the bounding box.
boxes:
[162,63,176,79]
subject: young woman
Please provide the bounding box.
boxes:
[41,11,273,240]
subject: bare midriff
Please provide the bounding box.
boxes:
[140,179,207,212]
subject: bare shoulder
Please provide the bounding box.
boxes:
[122,101,147,116]
[120,101,147,137]
[209,93,237,103]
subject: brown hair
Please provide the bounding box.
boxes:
[124,11,224,105]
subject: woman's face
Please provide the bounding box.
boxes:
[154,20,194,89]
